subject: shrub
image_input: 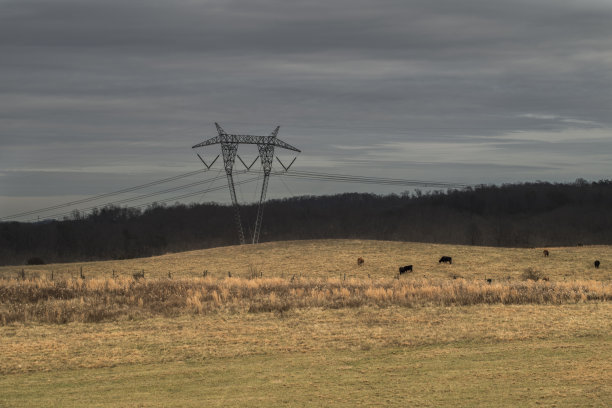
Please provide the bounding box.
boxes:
[522,267,543,281]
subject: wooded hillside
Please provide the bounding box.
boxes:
[2,180,611,265]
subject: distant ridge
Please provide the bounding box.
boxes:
[1,180,611,265]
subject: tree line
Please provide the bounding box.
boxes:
[1,179,611,265]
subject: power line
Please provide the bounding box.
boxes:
[5,168,468,222]
[192,122,300,245]
[0,168,209,221]
[267,170,468,189]
[277,174,296,199]
[26,175,262,222]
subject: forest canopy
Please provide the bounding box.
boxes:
[1,180,611,265]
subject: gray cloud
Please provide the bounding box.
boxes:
[2,0,612,218]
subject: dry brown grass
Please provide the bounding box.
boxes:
[1,303,610,375]
[2,240,610,406]
[2,239,610,281]
[2,275,610,324]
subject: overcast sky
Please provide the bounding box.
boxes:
[1,0,612,220]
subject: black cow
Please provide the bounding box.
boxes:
[439,256,452,264]
[399,265,413,274]
[594,260,600,268]
[543,250,549,257]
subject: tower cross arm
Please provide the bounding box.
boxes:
[267,137,301,153]
[193,134,300,152]
[192,136,221,149]
[231,134,300,152]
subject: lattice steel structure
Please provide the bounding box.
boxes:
[192,123,300,244]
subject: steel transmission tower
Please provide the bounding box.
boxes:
[192,123,301,245]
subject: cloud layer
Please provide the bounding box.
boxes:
[2,0,612,218]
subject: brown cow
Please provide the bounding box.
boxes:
[543,250,549,257]
[357,257,364,266]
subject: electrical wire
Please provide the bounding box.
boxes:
[267,170,468,189]
[27,176,262,222]
[277,174,296,198]
[197,167,224,202]
[0,168,209,221]
[6,168,469,222]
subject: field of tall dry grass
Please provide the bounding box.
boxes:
[1,275,611,325]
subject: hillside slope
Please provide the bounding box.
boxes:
[2,239,610,281]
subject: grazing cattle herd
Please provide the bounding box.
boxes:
[355,249,603,278]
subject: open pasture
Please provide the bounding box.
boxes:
[1,239,611,406]
[2,239,610,281]
[1,304,611,406]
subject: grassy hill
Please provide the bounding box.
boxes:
[2,239,610,281]
[1,240,611,406]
